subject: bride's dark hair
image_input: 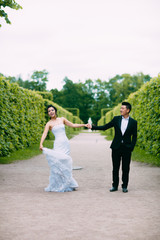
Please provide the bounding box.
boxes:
[47,105,58,117]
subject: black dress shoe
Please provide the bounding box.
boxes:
[110,187,118,192]
[122,188,128,193]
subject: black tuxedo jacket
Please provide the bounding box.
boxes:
[92,116,137,151]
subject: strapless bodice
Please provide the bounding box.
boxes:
[50,123,70,155]
[51,124,67,139]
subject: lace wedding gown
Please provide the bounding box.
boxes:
[43,124,78,192]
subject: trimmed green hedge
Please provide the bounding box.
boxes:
[128,75,160,156]
[35,91,53,101]
[101,108,112,117]
[73,116,83,132]
[97,116,105,126]
[0,77,83,157]
[0,77,45,157]
[105,110,114,136]
[98,75,160,157]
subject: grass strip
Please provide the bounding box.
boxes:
[132,147,160,167]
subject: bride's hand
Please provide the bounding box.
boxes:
[85,123,92,129]
[39,145,43,151]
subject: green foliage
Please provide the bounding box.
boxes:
[101,108,112,117]
[50,88,64,105]
[98,110,114,136]
[92,79,110,123]
[30,70,48,91]
[105,110,114,136]
[0,76,45,157]
[97,116,105,126]
[35,91,53,101]
[3,70,48,91]
[112,103,121,116]
[73,116,83,132]
[128,76,160,157]
[0,0,22,27]
[98,75,160,161]
[65,108,80,117]
[106,73,151,107]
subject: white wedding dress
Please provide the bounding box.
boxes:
[43,124,78,192]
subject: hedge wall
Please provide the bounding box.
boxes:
[73,115,83,132]
[98,75,160,157]
[0,77,83,157]
[0,77,45,157]
[35,91,53,101]
[101,108,112,117]
[97,116,105,126]
[128,75,160,156]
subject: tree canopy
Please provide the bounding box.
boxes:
[50,73,151,123]
[0,0,22,27]
[1,70,49,91]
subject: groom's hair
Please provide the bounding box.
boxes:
[122,102,132,112]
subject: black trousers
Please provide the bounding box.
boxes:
[112,145,132,188]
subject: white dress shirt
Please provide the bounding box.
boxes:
[121,116,129,135]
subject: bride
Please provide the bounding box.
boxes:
[40,105,89,192]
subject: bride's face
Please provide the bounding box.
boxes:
[48,107,56,118]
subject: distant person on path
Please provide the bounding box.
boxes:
[90,102,137,193]
[40,105,89,192]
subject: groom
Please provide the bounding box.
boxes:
[91,102,137,193]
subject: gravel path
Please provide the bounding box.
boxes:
[0,132,160,240]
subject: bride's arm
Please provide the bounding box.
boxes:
[39,123,50,150]
[62,117,89,128]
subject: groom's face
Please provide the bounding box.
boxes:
[120,105,129,116]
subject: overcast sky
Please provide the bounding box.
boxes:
[0,0,160,90]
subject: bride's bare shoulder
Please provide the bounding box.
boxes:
[59,117,65,123]
[46,120,54,130]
